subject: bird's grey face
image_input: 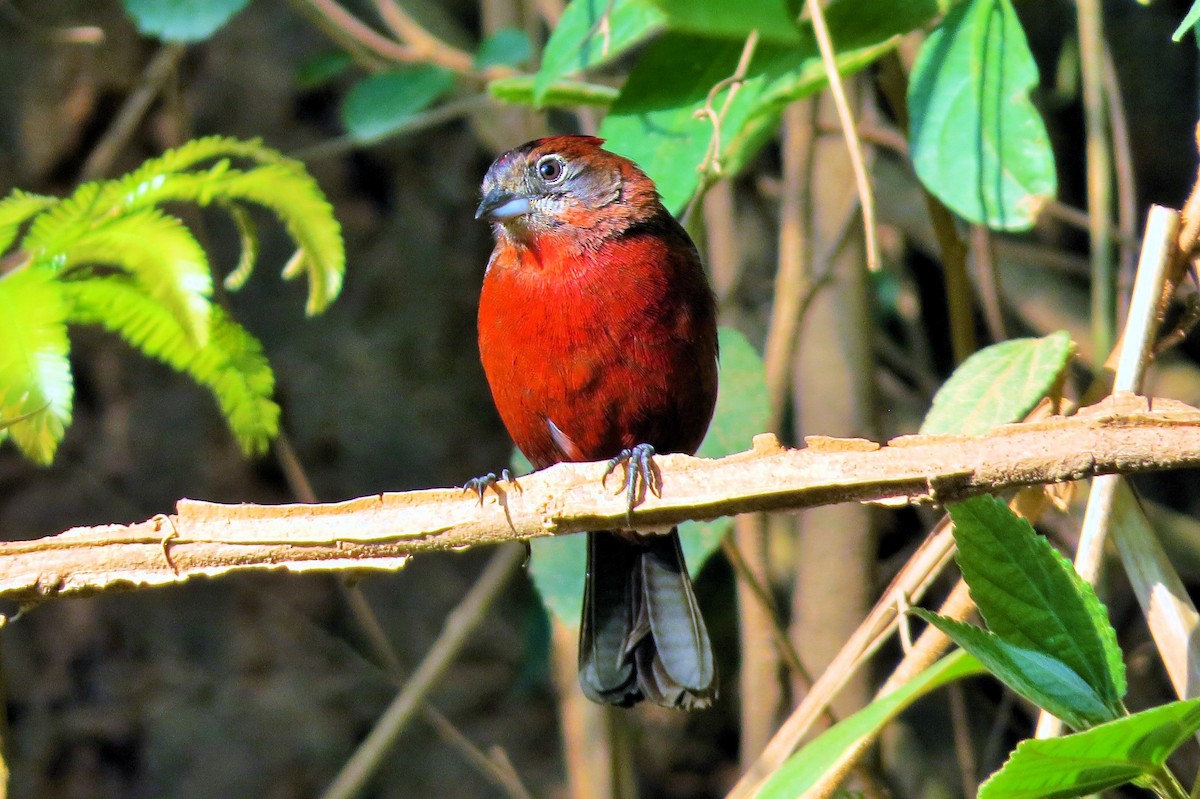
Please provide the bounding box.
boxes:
[475,141,622,235]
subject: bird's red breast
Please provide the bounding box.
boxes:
[475,136,718,470]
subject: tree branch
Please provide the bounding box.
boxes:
[4,394,1200,605]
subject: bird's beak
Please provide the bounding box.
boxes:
[475,189,532,221]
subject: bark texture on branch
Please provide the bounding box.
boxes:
[2,394,1198,604]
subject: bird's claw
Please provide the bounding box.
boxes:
[463,469,515,505]
[602,443,661,526]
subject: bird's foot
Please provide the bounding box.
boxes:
[463,469,515,505]
[602,443,662,526]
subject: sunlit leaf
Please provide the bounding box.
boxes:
[980,698,1200,798]
[62,277,278,455]
[488,76,619,108]
[913,610,1115,729]
[759,651,986,798]
[920,331,1073,435]
[533,0,667,103]
[0,269,72,464]
[948,496,1126,711]
[909,0,1057,230]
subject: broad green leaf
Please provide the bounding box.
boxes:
[979,698,1200,799]
[759,651,986,798]
[57,208,213,345]
[474,28,532,69]
[121,0,250,42]
[601,0,942,212]
[680,327,769,570]
[920,331,1073,435]
[533,0,667,103]
[528,535,588,625]
[297,51,354,90]
[62,278,278,455]
[0,190,56,254]
[488,76,619,108]
[1173,1,1200,41]
[0,269,72,464]
[948,496,1126,711]
[342,68,456,143]
[909,0,1056,230]
[653,0,803,42]
[912,610,1115,729]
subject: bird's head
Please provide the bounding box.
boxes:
[475,135,662,243]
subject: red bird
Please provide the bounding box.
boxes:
[474,135,719,708]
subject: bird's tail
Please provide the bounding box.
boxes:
[578,528,716,709]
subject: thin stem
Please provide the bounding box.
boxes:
[1077,0,1115,361]
[79,43,188,181]
[319,544,526,799]
[805,0,879,273]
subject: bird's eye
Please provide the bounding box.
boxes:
[536,155,566,184]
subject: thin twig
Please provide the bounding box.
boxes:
[275,432,536,799]
[805,0,879,273]
[1101,42,1138,318]
[79,43,188,181]
[1077,0,1116,360]
[682,29,760,224]
[372,0,474,71]
[319,544,526,799]
[763,102,814,430]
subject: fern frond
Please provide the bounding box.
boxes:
[0,269,73,464]
[21,182,104,264]
[221,201,259,292]
[63,208,214,344]
[61,277,278,455]
[104,164,343,315]
[0,190,57,255]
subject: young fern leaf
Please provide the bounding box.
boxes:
[0,190,57,255]
[61,208,213,345]
[103,139,343,314]
[60,277,279,455]
[221,201,259,291]
[0,268,72,464]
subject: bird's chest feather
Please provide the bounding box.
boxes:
[478,234,713,467]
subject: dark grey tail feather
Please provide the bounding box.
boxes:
[578,529,716,709]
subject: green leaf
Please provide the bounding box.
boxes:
[119,163,343,315]
[948,496,1126,711]
[912,610,1114,729]
[121,0,250,42]
[0,269,72,464]
[1172,1,1200,41]
[759,651,987,798]
[908,0,1057,230]
[533,0,667,103]
[528,534,587,625]
[652,0,804,42]
[341,67,456,143]
[601,0,942,212]
[221,202,259,292]
[475,28,532,69]
[920,331,1073,435]
[680,327,770,570]
[979,698,1200,799]
[62,278,278,455]
[488,76,619,108]
[297,51,354,90]
[59,207,213,345]
[0,190,57,254]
